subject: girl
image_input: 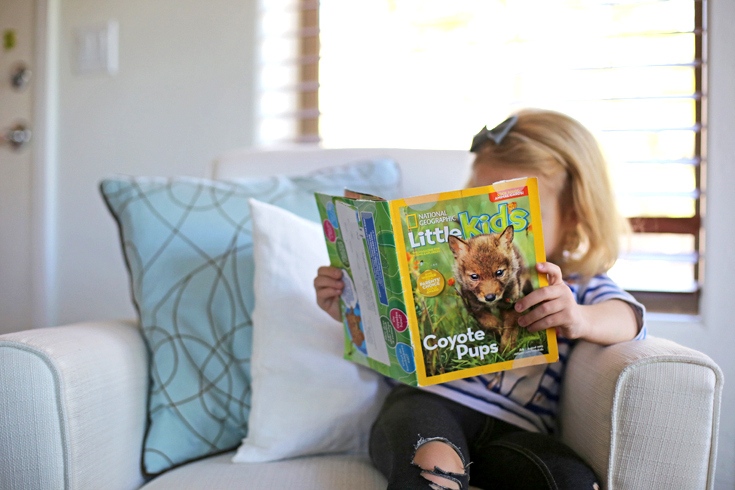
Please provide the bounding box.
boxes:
[314,108,646,489]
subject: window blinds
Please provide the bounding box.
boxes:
[258,0,705,313]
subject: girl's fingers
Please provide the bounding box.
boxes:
[515,283,562,312]
[517,295,562,326]
[314,271,344,290]
[525,311,567,333]
[314,277,342,290]
[317,266,343,279]
[537,262,563,286]
[515,262,563,312]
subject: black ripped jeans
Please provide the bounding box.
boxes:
[369,385,599,490]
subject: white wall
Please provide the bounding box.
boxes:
[41,0,735,487]
[49,0,257,324]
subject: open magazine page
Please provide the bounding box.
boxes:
[315,194,418,385]
[333,201,390,366]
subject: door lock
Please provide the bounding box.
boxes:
[11,64,31,90]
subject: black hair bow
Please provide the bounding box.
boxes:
[470,115,518,152]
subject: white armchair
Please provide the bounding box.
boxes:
[0,147,723,489]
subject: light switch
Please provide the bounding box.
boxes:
[75,21,119,75]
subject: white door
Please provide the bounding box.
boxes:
[0,0,35,333]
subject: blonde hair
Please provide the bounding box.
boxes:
[472,108,628,278]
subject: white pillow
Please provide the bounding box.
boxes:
[232,199,390,463]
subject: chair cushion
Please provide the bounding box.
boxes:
[140,452,387,490]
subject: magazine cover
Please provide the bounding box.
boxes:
[315,177,558,387]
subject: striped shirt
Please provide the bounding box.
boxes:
[420,273,647,434]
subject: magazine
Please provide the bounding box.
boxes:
[315,177,558,387]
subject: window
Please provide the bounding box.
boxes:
[255,0,319,145]
[259,0,705,315]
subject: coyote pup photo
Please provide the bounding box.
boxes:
[448,225,534,351]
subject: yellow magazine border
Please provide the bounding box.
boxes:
[390,177,559,387]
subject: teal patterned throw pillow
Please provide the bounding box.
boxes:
[100,160,401,475]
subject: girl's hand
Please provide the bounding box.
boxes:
[514,262,587,340]
[313,266,344,323]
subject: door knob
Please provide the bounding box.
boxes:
[1,123,32,150]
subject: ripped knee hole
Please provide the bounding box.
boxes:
[411,437,469,490]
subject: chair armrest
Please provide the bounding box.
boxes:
[0,320,149,490]
[559,337,723,490]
